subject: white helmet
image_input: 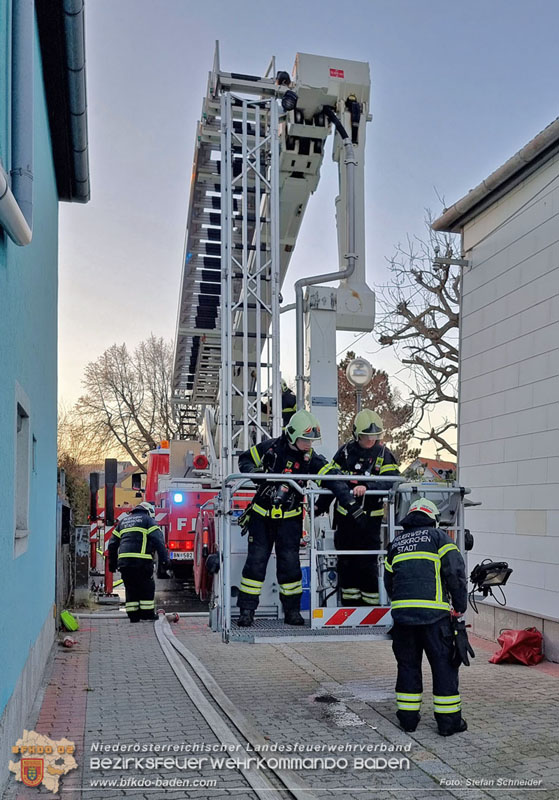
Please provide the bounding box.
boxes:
[138,501,155,517]
[408,497,439,521]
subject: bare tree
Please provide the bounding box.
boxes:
[58,402,106,465]
[337,352,419,465]
[375,213,461,457]
[73,335,182,469]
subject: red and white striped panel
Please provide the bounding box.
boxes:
[311,606,392,629]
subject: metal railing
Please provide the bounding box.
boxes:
[214,473,469,642]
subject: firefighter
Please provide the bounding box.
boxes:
[280,379,297,428]
[319,410,400,606]
[237,409,357,627]
[108,501,169,623]
[261,378,297,429]
[384,497,473,736]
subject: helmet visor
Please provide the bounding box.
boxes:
[299,425,321,440]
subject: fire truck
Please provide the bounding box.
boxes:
[143,440,213,578]
[96,45,509,638]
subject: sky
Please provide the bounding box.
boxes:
[58,0,559,454]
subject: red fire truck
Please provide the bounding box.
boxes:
[144,441,216,579]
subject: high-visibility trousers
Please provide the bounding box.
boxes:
[334,513,381,606]
[119,561,156,621]
[391,616,464,735]
[238,513,303,611]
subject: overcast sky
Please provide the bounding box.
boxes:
[58,0,559,448]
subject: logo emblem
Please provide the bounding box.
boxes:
[21,758,44,787]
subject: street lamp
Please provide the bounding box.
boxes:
[345,357,373,412]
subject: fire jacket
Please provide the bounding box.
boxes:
[318,440,400,519]
[108,506,168,570]
[383,514,467,625]
[239,434,354,517]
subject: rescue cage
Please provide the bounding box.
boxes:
[210,474,470,643]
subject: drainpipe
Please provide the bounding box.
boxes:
[295,106,357,407]
[11,0,34,234]
[0,161,32,245]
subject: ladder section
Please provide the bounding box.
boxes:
[219,93,281,475]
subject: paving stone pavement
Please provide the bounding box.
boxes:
[2,615,558,800]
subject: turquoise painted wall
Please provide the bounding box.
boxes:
[0,14,60,714]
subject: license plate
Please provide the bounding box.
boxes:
[170,552,194,560]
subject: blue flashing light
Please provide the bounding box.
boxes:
[173,492,184,503]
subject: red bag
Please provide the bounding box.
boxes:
[489,627,544,665]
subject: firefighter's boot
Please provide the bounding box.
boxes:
[397,710,420,733]
[284,610,305,626]
[237,609,254,627]
[438,718,468,737]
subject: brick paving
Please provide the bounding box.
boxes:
[3,616,558,800]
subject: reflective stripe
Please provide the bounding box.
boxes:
[438,543,459,557]
[391,599,450,611]
[113,531,122,539]
[384,559,393,573]
[434,695,461,704]
[119,526,150,535]
[240,577,263,588]
[396,690,422,711]
[252,504,269,516]
[316,463,331,487]
[434,704,462,714]
[118,553,153,560]
[283,405,296,413]
[240,581,262,596]
[392,551,440,565]
[250,445,262,467]
[125,602,139,610]
[397,701,421,711]
[379,463,399,474]
[147,525,160,534]
[279,581,303,596]
[252,504,301,519]
[435,558,442,603]
[139,600,155,609]
[362,592,379,605]
[281,580,302,590]
[337,506,348,516]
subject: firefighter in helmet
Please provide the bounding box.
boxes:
[318,410,400,606]
[108,501,169,622]
[237,409,356,627]
[261,378,297,429]
[384,497,473,736]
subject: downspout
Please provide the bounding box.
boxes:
[295,106,357,407]
[0,161,31,245]
[11,0,34,234]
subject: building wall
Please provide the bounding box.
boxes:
[0,11,60,760]
[459,152,559,638]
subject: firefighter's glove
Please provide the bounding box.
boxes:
[237,507,251,533]
[452,619,475,667]
[205,554,220,575]
[108,561,117,573]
